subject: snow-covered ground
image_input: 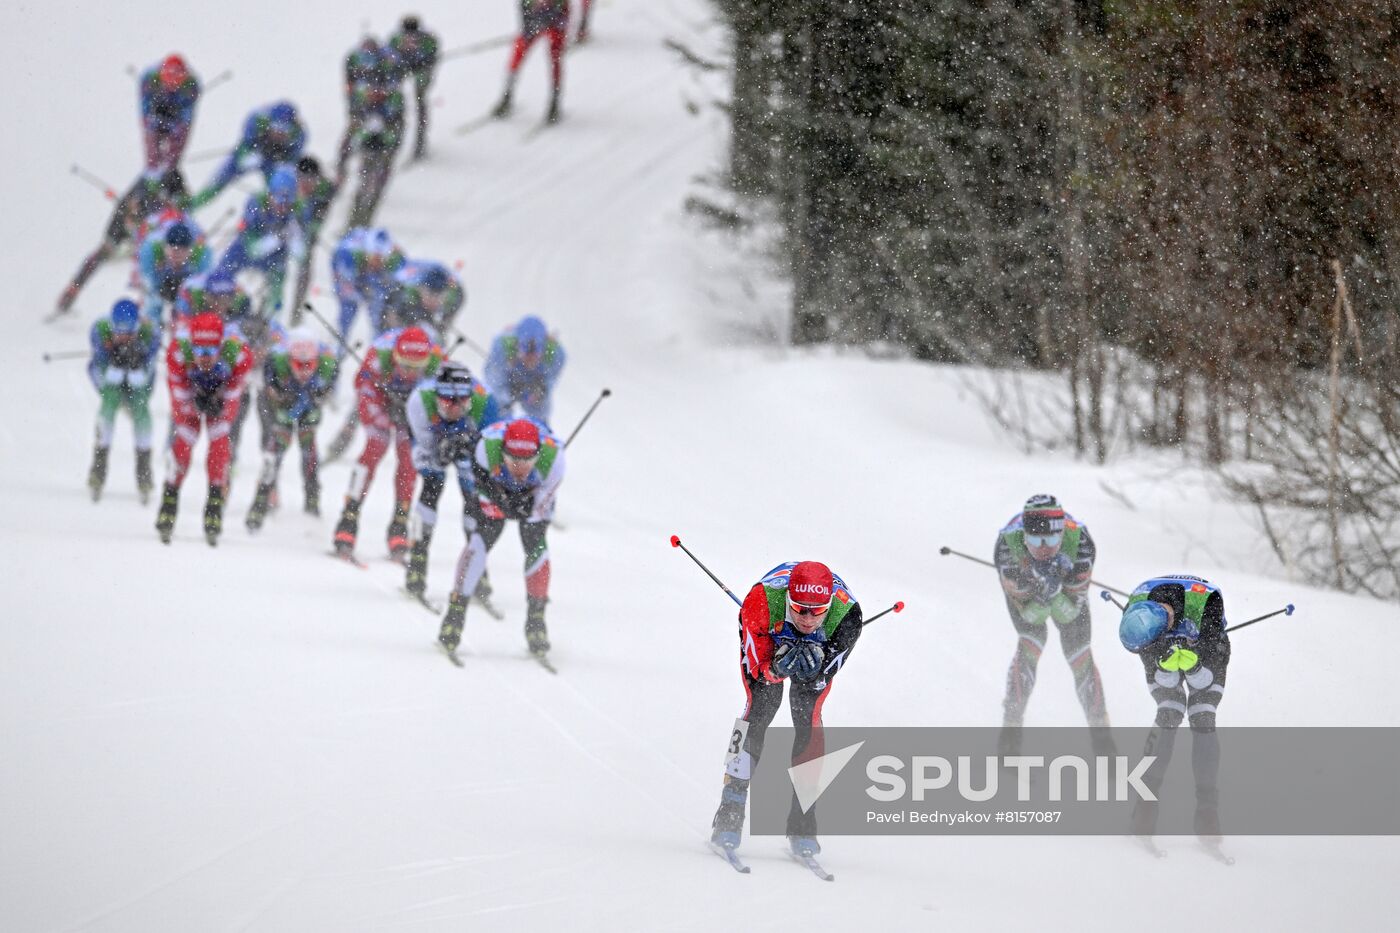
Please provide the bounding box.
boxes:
[2,1,1396,930]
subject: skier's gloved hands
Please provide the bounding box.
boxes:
[193,389,223,417]
[772,639,825,681]
[1030,554,1072,603]
[502,489,535,522]
[437,432,473,464]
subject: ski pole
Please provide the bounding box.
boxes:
[939,545,1130,598]
[1102,591,1296,634]
[185,146,230,164]
[564,388,612,449]
[863,602,906,627]
[1225,604,1295,634]
[205,206,239,246]
[204,69,234,94]
[70,163,117,201]
[449,326,489,358]
[1100,590,1125,611]
[42,349,89,363]
[301,302,362,363]
[670,535,742,607]
[440,35,515,61]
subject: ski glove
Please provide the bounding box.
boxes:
[193,389,223,417]
[1030,554,1072,604]
[437,432,473,464]
[772,640,825,682]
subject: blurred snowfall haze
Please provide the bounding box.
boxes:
[0,1,1397,931]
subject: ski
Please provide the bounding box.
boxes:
[403,589,442,614]
[436,640,464,667]
[474,592,506,621]
[787,849,835,882]
[1199,842,1235,866]
[523,119,555,143]
[455,112,498,136]
[329,549,369,569]
[532,652,558,675]
[1134,835,1168,859]
[708,841,750,874]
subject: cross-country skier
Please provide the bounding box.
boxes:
[139,54,200,172]
[492,1,570,123]
[214,165,305,316]
[289,156,339,318]
[86,299,160,502]
[403,363,498,597]
[55,169,187,317]
[157,312,253,545]
[993,494,1110,752]
[385,260,464,334]
[342,84,405,227]
[246,327,338,529]
[337,38,391,179]
[332,326,442,560]
[387,16,440,159]
[190,101,306,208]
[709,560,864,861]
[332,227,406,348]
[138,217,211,325]
[1119,575,1232,850]
[173,270,252,330]
[434,418,564,660]
[484,315,565,426]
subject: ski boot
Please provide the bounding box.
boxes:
[203,484,225,546]
[545,89,562,125]
[156,483,179,544]
[333,498,361,556]
[997,722,1022,758]
[1090,726,1119,759]
[1132,799,1159,837]
[405,532,432,596]
[524,596,550,656]
[438,592,468,653]
[710,776,749,850]
[87,445,109,502]
[55,281,80,316]
[135,449,153,505]
[386,501,411,561]
[491,86,514,119]
[246,483,273,532]
[788,836,822,858]
[303,475,320,516]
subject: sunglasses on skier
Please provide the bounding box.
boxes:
[1025,532,1063,550]
[789,601,830,618]
[192,344,220,359]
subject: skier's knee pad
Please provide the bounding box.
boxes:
[1154,704,1185,728]
[1188,710,1217,733]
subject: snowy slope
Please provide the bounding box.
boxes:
[2,1,1396,931]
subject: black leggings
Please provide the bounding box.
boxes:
[737,672,837,837]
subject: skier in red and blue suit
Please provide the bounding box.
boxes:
[709,560,865,860]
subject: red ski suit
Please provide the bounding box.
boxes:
[166,336,253,488]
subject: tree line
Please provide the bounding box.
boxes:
[708,0,1400,596]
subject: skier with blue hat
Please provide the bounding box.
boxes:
[87,298,161,502]
[1119,574,1233,853]
[484,315,566,426]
